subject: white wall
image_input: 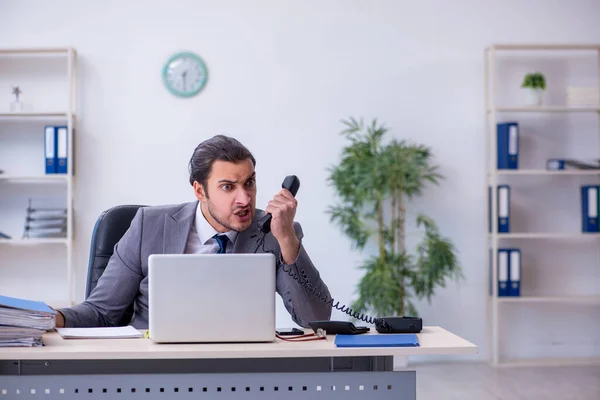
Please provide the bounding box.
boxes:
[1,0,600,363]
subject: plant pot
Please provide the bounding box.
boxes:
[523,88,543,106]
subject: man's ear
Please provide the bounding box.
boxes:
[193,181,207,202]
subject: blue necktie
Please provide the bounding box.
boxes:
[213,234,229,254]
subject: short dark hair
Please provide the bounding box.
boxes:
[188,135,256,188]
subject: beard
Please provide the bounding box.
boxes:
[205,199,253,232]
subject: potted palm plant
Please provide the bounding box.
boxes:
[327,118,462,318]
[521,72,546,106]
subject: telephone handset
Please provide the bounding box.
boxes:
[258,175,300,234]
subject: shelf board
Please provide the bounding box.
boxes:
[487,43,600,51]
[0,48,74,55]
[0,175,69,182]
[489,106,600,113]
[496,357,600,368]
[0,112,73,120]
[498,296,600,304]
[494,169,600,176]
[491,233,600,239]
[0,238,68,246]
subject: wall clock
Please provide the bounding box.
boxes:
[162,51,208,97]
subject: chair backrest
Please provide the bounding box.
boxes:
[86,205,146,326]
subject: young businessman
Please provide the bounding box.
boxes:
[56,135,332,329]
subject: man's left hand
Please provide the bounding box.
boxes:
[265,188,300,264]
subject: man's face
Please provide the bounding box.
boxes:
[194,159,257,233]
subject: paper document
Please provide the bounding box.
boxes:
[56,326,143,339]
[0,295,56,331]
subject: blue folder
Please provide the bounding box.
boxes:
[581,185,599,232]
[335,334,419,348]
[44,125,57,174]
[0,295,55,314]
[497,122,519,169]
[488,185,510,233]
[56,126,68,174]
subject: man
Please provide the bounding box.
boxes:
[56,135,332,329]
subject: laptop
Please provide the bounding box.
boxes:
[148,253,276,343]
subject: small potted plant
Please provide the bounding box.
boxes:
[521,72,546,106]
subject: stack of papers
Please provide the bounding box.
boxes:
[0,295,56,347]
[56,326,143,339]
[0,326,46,347]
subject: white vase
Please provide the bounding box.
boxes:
[523,88,543,106]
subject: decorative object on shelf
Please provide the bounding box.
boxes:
[22,199,67,239]
[520,72,546,106]
[326,117,462,318]
[162,51,208,98]
[566,86,599,107]
[10,85,25,112]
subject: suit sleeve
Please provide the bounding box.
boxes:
[276,222,332,328]
[58,208,145,327]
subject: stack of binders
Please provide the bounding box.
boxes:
[22,199,67,239]
[44,125,69,174]
[0,295,55,347]
[490,248,521,297]
[581,185,599,233]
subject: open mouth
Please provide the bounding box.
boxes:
[234,209,250,217]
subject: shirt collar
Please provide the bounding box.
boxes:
[195,202,238,246]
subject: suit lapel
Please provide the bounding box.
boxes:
[163,201,197,254]
[233,213,264,254]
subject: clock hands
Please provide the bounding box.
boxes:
[182,70,188,91]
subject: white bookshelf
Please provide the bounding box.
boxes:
[485,44,600,366]
[0,47,77,306]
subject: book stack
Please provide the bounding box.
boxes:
[0,295,56,347]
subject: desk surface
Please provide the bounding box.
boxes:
[0,326,476,361]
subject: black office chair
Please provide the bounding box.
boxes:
[85,204,146,326]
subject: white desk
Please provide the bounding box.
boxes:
[0,326,476,399]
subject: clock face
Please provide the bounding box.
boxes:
[162,52,208,97]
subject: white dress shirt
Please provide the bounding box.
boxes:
[184,202,238,254]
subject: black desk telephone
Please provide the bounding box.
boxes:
[264,175,423,334]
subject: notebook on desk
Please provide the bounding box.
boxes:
[56,326,143,339]
[334,333,419,348]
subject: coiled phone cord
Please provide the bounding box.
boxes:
[257,235,381,326]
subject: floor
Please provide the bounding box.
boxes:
[407,362,600,400]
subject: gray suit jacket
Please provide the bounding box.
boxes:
[59,201,332,329]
